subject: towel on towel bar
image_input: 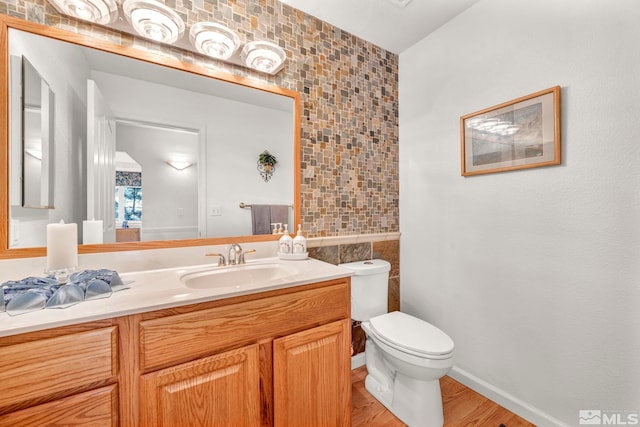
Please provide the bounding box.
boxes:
[251,204,289,235]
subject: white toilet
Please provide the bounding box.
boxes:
[339,259,454,427]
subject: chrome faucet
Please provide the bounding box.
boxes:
[228,243,242,265]
[227,244,257,265]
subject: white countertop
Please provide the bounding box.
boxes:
[0,257,352,337]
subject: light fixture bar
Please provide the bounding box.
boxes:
[45,0,288,74]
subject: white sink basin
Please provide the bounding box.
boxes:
[181,262,296,289]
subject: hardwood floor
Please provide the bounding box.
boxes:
[351,366,536,427]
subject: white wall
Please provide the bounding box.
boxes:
[399,0,640,425]
[206,102,294,236]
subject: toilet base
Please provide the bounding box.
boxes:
[365,371,444,427]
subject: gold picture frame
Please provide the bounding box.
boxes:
[461,86,561,176]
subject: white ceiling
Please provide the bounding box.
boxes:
[279,0,480,53]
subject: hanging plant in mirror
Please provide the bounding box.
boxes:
[257,150,278,182]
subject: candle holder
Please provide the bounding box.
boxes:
[45,266,78,284]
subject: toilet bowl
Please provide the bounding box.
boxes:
[339,260,455,427]
[361,311,454,427]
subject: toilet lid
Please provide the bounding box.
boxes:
[369,311,454,357]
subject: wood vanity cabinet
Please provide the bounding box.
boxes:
[136,278,351,427]
[0,321,119,427]
[0,278,351,427]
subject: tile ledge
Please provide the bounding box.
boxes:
[307,232,401,248]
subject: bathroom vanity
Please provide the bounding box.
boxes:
[0,259,352,427]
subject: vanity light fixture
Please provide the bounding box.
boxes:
[45,0,288,74]
[167,160,192,170]
[241,41,287,74]
[48,0,117,25]
[123,0,185,44]
[189,22,240,60]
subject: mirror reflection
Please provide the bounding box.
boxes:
[14,56,54,209]
[7,27,295,250]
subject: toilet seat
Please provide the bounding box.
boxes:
[368,311,454,359]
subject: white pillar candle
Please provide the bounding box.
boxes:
[46,220,78,271]
[83,218,103,244]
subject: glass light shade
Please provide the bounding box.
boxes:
[189,22,240,60]
[123,0,185,44]
[167,160,192,170]
[48,0,117,25]
[242,41,287,74]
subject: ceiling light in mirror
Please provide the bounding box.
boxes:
[167,160,192,170]
[123,0,185,44]
[48,0,117,24]
[242,41,287,74]
[189,22,240,60]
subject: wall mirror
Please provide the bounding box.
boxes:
[0,16,300,259]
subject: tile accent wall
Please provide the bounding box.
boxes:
[0,0,399,239]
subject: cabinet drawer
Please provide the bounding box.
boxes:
[139,281,350,371]
[0,327,118,409]
[0,385,117,427]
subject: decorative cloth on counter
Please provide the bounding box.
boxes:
[1,269,129,316]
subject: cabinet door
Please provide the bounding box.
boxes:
[140,344,260,427]
[273,320,351,427]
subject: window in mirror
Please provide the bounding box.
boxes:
[115,186,142,225]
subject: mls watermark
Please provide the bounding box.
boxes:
[579,410,639,425]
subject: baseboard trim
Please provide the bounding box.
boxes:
[351,352,366,370]
[449,366,569,427]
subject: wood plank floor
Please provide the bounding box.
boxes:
[351,366,536,427]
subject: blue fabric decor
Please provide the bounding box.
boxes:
[1,269,128,316]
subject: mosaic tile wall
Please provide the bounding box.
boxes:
[0,0,399,238]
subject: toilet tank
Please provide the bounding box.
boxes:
[338,259,391,322]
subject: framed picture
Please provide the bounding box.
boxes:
[460,86,561,176]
